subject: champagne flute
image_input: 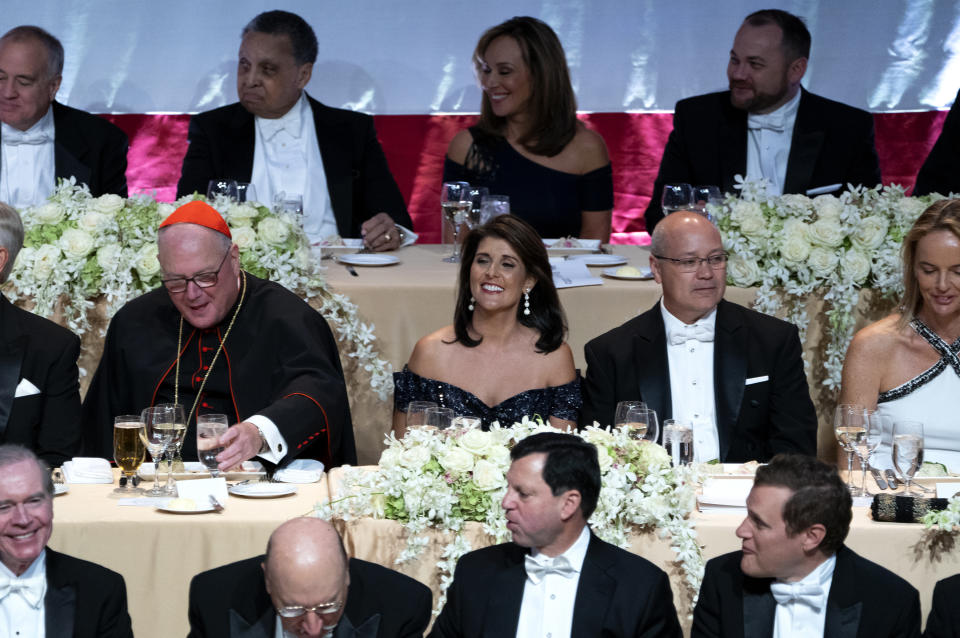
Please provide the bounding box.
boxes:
[893,420,924,496]
[834,404,866,496]
[140,407,175,497]
[197,414,230,479]
[113,415,145,495]
[661,183,694,216]
[440,181,471,263]
[858,410,885,495]
[156,403,186,494]
[207,179,239,202]
[405,401,438,436]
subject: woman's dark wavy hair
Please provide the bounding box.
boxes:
[452,215,566,353]
[472,16,577,157]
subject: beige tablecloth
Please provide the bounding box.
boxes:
[50,473,330,638]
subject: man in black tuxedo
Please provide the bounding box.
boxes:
[692,454,920,638]
[913,86,960,197]
[0,26,128,206]
[924,574,960,638]
[430,432,681,638]
[177,10,411,250]
[0,203,81,467]
[645,9,880,231]
[0,445,133,637]
[582,211,816,462]
[187,517,432,638]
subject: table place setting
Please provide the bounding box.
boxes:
[61,457,114,484]
[551,258,603,289]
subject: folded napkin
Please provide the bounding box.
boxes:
[274,459,325,483]
[551,260,603,289]
[697,478,753,513]
[62,458,113,484]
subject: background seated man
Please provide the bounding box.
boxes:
[430,432,682,638]
[692,454,920,638]
[924,574,960,638]
[187,517,432,638]
[582,211,816,463]
[0,202,81,467]
[0,445,133,637]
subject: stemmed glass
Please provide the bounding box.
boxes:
[857,410,885,495]
[140,407,175,497]
[113,415,145,495]
[479,194,510,224]
[236,182,258,204]
[156,403,186,495]
[893,420,924,496]
[692,185,722,220]
[207,179,239,202]
[623,406,659,443]
[614,401,645,429]
[466,186,489,230]
[425,406,455,432]
[440,181,472,262]
[834,404,866,496]
[405,401,438,436]
[661,183,694,216]
[197,414,230,479]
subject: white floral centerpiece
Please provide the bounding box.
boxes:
[318,418,703,613]
[923,495,960,532]
[10,179,392,397]
[715,177,950,388]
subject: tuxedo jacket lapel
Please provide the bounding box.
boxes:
[633,305,670,423]
[742,586,775,638]
[482,557,526,637]
[229,607,273,638]
[719,100,748,194]
[44,583,76,638]
[823,549,862,638]
[784,89,825,195]
[228,106,256,183]
[336,613,380,638]
[310,97,354,235]
[52,102,92,187]
[0,298,26,438]
[570,536,616,635]
[714,301,747,460]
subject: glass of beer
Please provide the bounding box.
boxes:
[197,414,230,479]
[113,415,145,495]
[140,406,176,497]
[156,403,187,494]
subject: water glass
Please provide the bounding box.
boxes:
[692,185,722,220]
[466,186,489,229]
[425,407,455,431]
[207,179,238,202]
[479,194,510,224]
[406,401,438,435]
[197,414,230,479]
[113,415,145,495]
[661,183,693,215]
[236,182,258,204]
[893,420,924,496]
[662,420,693,466]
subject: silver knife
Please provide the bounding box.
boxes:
[884,469,900,489]
[208,494,224,512]
[870,468,888,490]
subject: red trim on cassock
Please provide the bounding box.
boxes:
[283,392,331,467]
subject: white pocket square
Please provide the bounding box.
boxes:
[15,378,41,398]
[745,375,769,386]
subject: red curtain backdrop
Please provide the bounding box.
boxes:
[104,110,949,245]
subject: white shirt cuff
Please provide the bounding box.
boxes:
[245,414,288,464]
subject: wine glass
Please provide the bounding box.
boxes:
[661,183,694,216]
[140,407,175,497]
[440,181,471,263]
[156,403,186,495]
[425,406,455,432]
[858,410,885,495]
[893,420,924,496]
[834,404,866,496]
[405,401,438,436]
[197,414,230,479]
[236,182,258,204]
[692,185,722,220]
[614,401,646,430]
[453,415,482,430]
[479,194,510,224]
[113,415,145,495]
[640,408,660,444]
[207,179,239,202]
[466,186,489,230]
[623,406,658,442]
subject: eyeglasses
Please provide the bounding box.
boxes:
[276,599,343,619]
[161,249,230,293]
[653,252,728,273]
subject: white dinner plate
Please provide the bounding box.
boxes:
[542,238,601,255]
[139,461,264,482]
[601,266,653,280]
[337,254,400,266]
[228,483,298,498]
[156,501,217,514]
[568,254,628,266]
[54,483,69,496]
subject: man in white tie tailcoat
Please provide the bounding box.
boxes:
[581,211,817,463]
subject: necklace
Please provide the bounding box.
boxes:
[173,270,247,426]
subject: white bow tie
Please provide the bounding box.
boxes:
[667,322,714,346]
[747,112,786,133]
[260,114,302,142]
[0,573,45,607]
[2,129,51,146]
[524,554,576,584]
[770,581,825,610]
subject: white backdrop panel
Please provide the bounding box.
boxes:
[5,0,959,114]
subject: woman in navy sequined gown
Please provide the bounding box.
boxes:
[841,199,960,471]
[443,17,613,241]
[392,216,580,436]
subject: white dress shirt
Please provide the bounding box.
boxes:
[745,89,801,196]
[0,550,47,638]
[0,105,56,209]
[251,92,338,242]
[662,304,720,462]
[772,554,836,638]
[516,525,590,638]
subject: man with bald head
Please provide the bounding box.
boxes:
[0,25,128,206]
[581,211,816,462]
[82,200,356,468]
[187,518,432,638]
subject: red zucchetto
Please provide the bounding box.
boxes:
[159,201,232,238]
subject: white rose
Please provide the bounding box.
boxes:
[808,246,839,278]
[96,243,121,270]
[439,446,475,476]
[582,428,615,446]
[59,228,95,259]
[93,193,124,215]
[77,211,106,233]
[738,212,768,240]
[231,225,257,250]
[134,243,161,278]
[807,218,845,248]
[472,459,505,491]
[851,216,889,250]
[595,446,614,473]
[257,217,290,246]
[485,444,511,467]
[635,441,671,470]
[779,226,811,265]
[813,194,843,220]
[730,200,762,224]
[399,445,431,470]
[294,246,312,271]
[840,248,872,284]
[379,446,401,470]
[157,203,176,221]
[778,194,812,212]
[32,244,61,280]
[897,197,927,220]
[459,429,495,456]
[32,203,64,225]
[727,255,761,287]
[226,203,259,227]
